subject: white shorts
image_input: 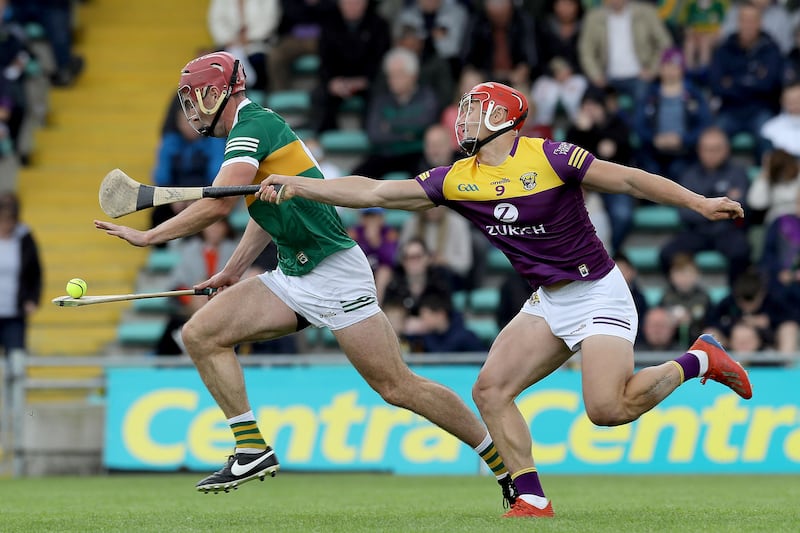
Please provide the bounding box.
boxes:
[257,245,381,330]
[521,266,638,351]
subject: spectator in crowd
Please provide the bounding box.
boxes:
[0,191,40,356]
[10,0,83,86]
[720,0,793,54]
[461,0,540,92]
[417,123,456,174]
[348,207,399,303]
[784,24,800,86]
[399,205,473,290]
[0,78,17,191]
[404,291,486,353]
[659,253,712,346]
[614,252,648,336]
[311,0,390,133]
[636,306,681,351]
[747,148,800,225]
[384,237,453,317]
[440,69,484,152]
[535,0,584,80]
[530,57,588,131]
[303,137,344,179]
[0,6,33,154]
[728,321,764,354]
[709,2,783,160]
[268,0,335,91]
[155,218,238,356]
[759,82,800,158]
[207,0,282,92]
[760,187,800,314]
[680,0,727,77]
[566,87,635,253]
[393,0,470,80]
[704,266,798,353]
[150,101,226,229]
[392,23,454,112]
[352,47,439,178]
[578,0,672,104]
[634,47,712,179]
[659,126,751,285]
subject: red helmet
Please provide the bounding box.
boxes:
[177,51,246,134]
[455,82,528,155]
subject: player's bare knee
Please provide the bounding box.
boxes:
[181,319,212,358]
[584,403,632,426]
[472,375,507,413]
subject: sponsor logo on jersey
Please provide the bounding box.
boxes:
[341,295,377,313]
[296,251,309,264]
[490,177,511,186]
[553,142,572,155]
[519,172,537,191]
[486,224,546,236]
[225,136,260,154]
[457,183,480,192]
[579,263,589,277]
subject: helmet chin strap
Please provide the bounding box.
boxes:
[459,110,528,156]
[198,60,240,137]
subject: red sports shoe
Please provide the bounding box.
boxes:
[502,498,555,518]
[692,334,752,399]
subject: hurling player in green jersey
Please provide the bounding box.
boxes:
[95,52,518,502]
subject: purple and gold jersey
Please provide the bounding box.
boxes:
[415,137,614,290]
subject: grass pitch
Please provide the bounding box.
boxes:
[0,473,798,532]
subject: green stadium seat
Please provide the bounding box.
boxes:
[469,287,501,313]
[618,94,634,112]
[229,207,249,232]
[382,171,412,181]
[248,89,267,107]
[118,320,166,345]
[132,297,173,313]
[294,128,314,140]
[466,318,499,344]
[709,285,729,304]
[384,209,413,228]
[341,96,365,114]
[488,248,513,272]
[633,205,681,231]
[643,286,664,307]
[319,130,370,154]
[266,90,311,113]
[319,327,338,347]
[696,251,727,271]
[731,133,755,154]
[293,54,320,75]
[336,207,359,227]
[452,291,468,311]
[748,165,761,182]
[623,246,660,271]
[146,249,180,273]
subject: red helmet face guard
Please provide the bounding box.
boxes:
[455,82,528,155]
[177,52,245,136]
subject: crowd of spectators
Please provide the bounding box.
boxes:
[143,0,800,361]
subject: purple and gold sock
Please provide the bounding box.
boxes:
[511,468,545,498]
[671,353,701,382]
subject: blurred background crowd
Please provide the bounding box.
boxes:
[4,0,800,365]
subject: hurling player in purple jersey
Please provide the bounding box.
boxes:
[257,81,753,518]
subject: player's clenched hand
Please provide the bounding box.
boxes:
[699,196,745,221]
[195,269,240,298]
[256,174,295,204]
[94,220,150,247]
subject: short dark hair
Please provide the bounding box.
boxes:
[0,191,20,222]
[418,291,452,315]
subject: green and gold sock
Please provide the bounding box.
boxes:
[475,434,509,479]
[228,411,267,454]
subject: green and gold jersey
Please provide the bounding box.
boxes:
[224,99,354,276]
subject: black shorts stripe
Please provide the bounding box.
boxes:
[593,316,630,326]
[592,319,631,330]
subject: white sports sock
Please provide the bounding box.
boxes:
[227,410,256,425]
[473,433,493,455]
[689,350,709,376]
[520,494,549,509]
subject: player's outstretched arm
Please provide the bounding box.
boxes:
[583,159,744,221]
[257,174,435,211]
